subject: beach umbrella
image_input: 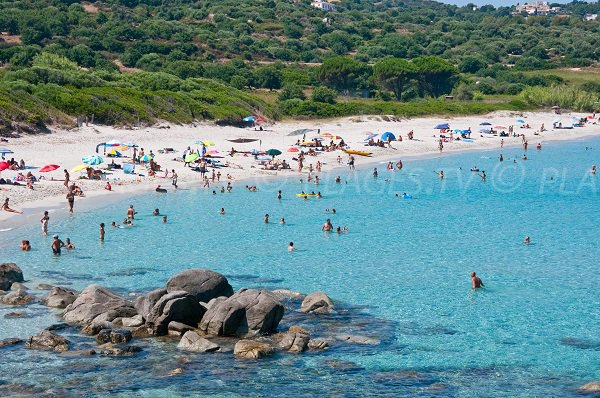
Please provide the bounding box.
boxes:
[288,147,299,153]
[201,140,215,147]
[332,135,343,140]
[105,140,121,146]
[207,150,219,155]
[185,153,199,163]
[320,132,333,138]
[287,128,313,136]
[139,154,153,162]
[435,123,450,130]
[82,155,104,165]
[71,164,88,173]
[479,122,492,126]
[364,133,378,141]
[494,125,506,129]
[243,116,255,122]
[121,143,138,148]
[227,138,258,143]
[108,150,122,157]
[0,148,14,155]
[265,149,282,157]
[39,164,60,173]
[0,161,9,171]
[381,132,396,141]
[516,119,526,123]
[255,117,266,123]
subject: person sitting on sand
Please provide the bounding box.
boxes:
[19,240,31,251]
[322,219,333,232]
[2,198,22,214]
[105,182,112,191]
[156,185,167,193]
[65,238,75,249]
[471,272,484,289]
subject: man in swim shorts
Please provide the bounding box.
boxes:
[471,272,484,289]
[51,235,65,255]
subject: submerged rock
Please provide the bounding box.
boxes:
[177,331,220,353]
[146,291,205,335]
[0,263,24,291]
[300,292,334,314]
[0,288,36,305]
[63,284,137,324]
[43,287,78,309]
[25,331,70,352]
[335,334,380,345]
[166,269,233,302]
[307,338,330,350]
[233,340,275,359]
[99,344,142,356]
[4,311,28,318]
[268,289,305,301]
[276,331,310,353]
[578,382,600,394]
[199,289,284,337]
[96,329,132,345]
[0,338,23,347]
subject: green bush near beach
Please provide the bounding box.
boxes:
[521,86,600,112]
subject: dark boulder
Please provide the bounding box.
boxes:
[25,331,69,352]
[146,291,205,335]
[166,269,233,302]
[0,263,24,291]
[134,288,167,319]
[199,289,284,337]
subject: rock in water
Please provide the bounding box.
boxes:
[0,288,36,305]
[166,269,233,302]
[63,285,137,324]
[43,287,78,309]
[146,291,205,335]
[233,340,275,359]
[177,331,220,353]
[25,331,69,352]
[300,292,334,314]
[134,288,167,319]
[199,289,284,337]
[0,338,23,347]
[307,338,330,350]
[96,329,132,345]
[578,382,600,394]
[0,263,24,291]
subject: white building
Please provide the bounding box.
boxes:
[513,1,560,16]
[311,0,336,12]
[584,14,597,21]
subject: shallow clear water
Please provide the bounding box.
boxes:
[1,137,599,397]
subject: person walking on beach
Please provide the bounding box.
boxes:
[471,272,484,289]
[171,169,178,189]
[51,234,65,255]
[64,169,70,189]
[66,188,75,213]
[2,198,22,214]
[100,223,105,241]
[40,211,49,235]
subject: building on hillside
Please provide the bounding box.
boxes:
[311,0,336,11]
[513,1,561,16]
[584,14,597,21]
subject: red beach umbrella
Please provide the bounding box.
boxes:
[0,161,9,171]
[39,164,60,173]
[288,147,299,153]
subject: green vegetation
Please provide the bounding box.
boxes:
[0,0,598,132]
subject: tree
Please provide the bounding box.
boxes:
[254,66,282,90]
[278,83,305,101]
[321,31,354,55]
[372,58,416,100]
[412,56,458,98]
[311,86,337,104]
[69,44,96,68]
[459,56,486,74]
[316,56,369,93]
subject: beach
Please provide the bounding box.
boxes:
[1,110,598,227]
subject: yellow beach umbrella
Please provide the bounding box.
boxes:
[71,164,88,173]
[320,132,333,138]
[201,140,215,147]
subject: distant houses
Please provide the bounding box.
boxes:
[311,0,336,12]
[513,1,561,16]
[584,14,597,21]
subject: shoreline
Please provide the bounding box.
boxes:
[1,111,599,230]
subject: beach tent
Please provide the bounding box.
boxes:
[435,123,450,130]
[288,147,299,152]
[123,163,135,174]
[381,132,396,141]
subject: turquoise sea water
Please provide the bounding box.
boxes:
[1,137,599,397]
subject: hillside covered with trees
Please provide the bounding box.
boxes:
[0,0,599,132]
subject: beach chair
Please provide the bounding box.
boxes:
[123,163,135,175]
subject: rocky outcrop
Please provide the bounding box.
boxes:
[121,315,144,328]
[134,288,167,319]
[63,285,136,324]
[146,291,205,335]
[0,338,22,347]
[168,321,195,336]
[177,331,220,353]
[307,338,330,350]
[0,286,36,305]
[578,382,600,394]
[335,334,380,345]
[199,289,284,337]
[233,340,275,359]
[99,344,142,356]
[43,287,78,309]
[300,292,334,314]
[276,327,310,353]
[166,269,233,302]
[25,331,69,352]
[0,263,24,291]
[96,329,132,345]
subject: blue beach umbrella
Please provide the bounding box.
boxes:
[479,122,492,126]
[82,155,104,165]
[381,132,396,141]
[516,119,526,123]
[435,123,450,130]
[0,148,14,155]
[243,116,255,122]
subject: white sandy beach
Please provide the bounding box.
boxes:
[1,110,599,227]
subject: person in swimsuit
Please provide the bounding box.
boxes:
[162,216,167,223]
[288,242,295,252]
[322,219,333,232]
[66,189,75,213]
[127,205,135,220]
[2,198,22,214]
[524,236,531,245]
[100,223,105,241]
[264,214,269,223]
[19,240,31,251]
[277,190,282,200]
[471,272,484,289]
[65,238,75,249]
[51,235,65,255]
[40,211,49,235]
[220,208,225,215]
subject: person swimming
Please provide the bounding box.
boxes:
[524,236,531,245]
[19,240,31,251]
[280,217,285,225]
[220,208,225,215]
[470,166,479,172]
[373,168,378,178]
[480,171,486,182]
[65,238,75,249]
[316,192,322,199]
[435,170,445,179]
[277,190,282,200]
[264,214,269,223]
[111,221,118,228]
[471,272,484,289]
[100,223,105,241]
[336,226,342,233]
[288,242,295,252]
[51,235,64,255]
[162,216,167,223]
[153,208,160,215]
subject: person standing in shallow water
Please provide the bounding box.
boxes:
[264,214,269,223]
[100,223,105,241]
[40,211,49,235]
[471,272,484,289]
